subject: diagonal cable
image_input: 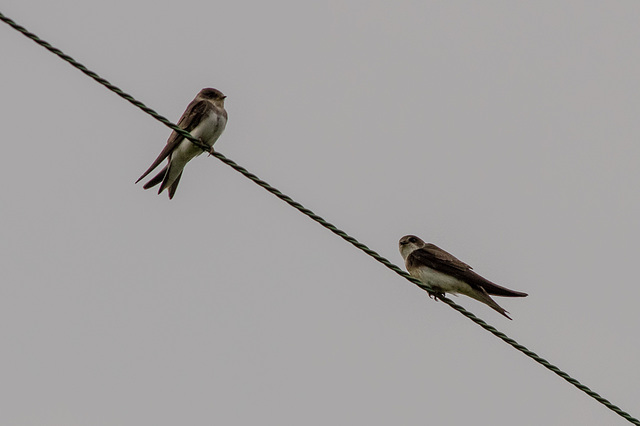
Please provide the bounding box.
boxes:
[1,11,638,425]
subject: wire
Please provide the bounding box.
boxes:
[1,11,638,425]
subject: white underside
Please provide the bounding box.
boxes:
[412,266,474,296]
[164,111,227,187]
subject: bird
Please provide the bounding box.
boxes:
[399,235,527,319]
[136,88,228,199]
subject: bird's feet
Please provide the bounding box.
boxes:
[428,291,446,301]
[206,140,215,156]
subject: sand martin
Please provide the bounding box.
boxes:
[136,88,228,199]
[399,235,527,319]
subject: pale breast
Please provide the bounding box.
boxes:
[194,110,226,144]
[410,265,473,295]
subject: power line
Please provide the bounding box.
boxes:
[1,11,638,425]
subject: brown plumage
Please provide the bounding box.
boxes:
[136,88,228,199]
[399,235,527,319]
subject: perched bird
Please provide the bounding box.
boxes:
[136,88,228,199]
[399,235,527,319]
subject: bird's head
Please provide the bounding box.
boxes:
[198,88,226,107]
[398,235,426,259]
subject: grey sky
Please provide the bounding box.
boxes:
[1,1,639,425]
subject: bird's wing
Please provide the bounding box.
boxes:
[408,244,527,297]
[412,243,472,271]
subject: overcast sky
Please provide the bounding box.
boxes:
[2,2,639,425]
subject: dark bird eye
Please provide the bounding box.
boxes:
[409,237,416,243]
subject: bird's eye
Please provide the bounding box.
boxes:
[409,237,417,243]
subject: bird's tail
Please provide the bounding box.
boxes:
[467,289,513,320]
[166,172,183,199]
[157,161,184,199]
[142,165,168,190]
[140,162,183,199]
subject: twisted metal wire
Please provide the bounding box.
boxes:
[2,11,638,425]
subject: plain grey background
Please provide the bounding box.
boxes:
[1,1,639,425]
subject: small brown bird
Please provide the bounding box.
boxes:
[136,88,228,199]
[399,235,527,319]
